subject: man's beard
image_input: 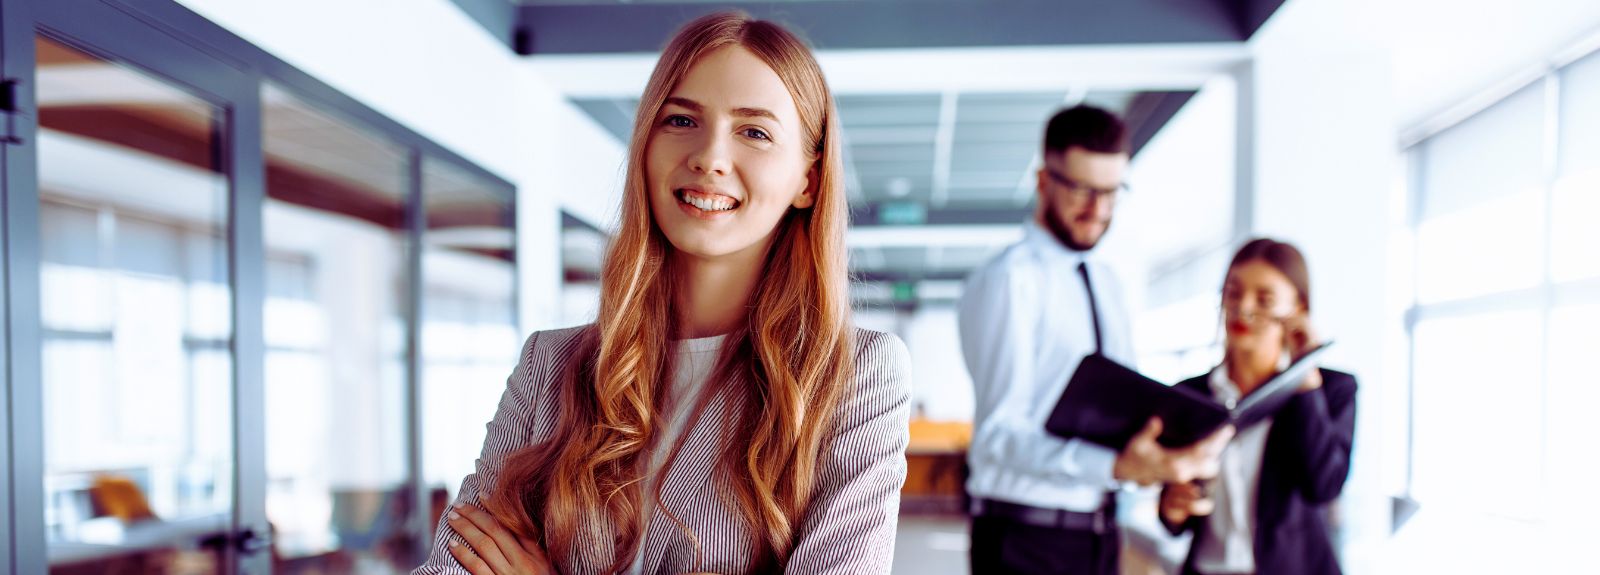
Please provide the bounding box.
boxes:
[1041,195,1107,252]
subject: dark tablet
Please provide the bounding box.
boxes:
[1043,343,1334,450]
[1043,353,1228,450]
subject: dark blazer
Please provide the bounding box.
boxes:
[1162,368,1358,575]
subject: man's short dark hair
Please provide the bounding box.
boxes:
[1043,105,1128,156]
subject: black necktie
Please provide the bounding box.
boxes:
[1077,261,1104,353]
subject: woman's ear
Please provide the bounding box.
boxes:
[791,164,818,209]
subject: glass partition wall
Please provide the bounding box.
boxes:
[1,1,519,572]
[37,34,235,574]
[261,83,416,574]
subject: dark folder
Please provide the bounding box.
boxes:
[1043,343,1333,449]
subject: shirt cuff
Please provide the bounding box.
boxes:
[1071,440,1121,491]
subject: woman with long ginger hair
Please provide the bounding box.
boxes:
[411,11,912,575]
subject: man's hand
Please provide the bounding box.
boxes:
[1160,481,1214,527]
[1112,418,1233,486]
[446,502,553,575]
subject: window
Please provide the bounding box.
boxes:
[1396,45,1600,571]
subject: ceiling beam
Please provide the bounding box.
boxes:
[513,0,1247,55]
[1126,90,1198,156]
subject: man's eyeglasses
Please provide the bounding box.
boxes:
[1044,168,1129,203]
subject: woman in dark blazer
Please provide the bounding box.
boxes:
[1159,238,1357,575]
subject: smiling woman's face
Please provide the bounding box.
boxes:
[646,45,815,262]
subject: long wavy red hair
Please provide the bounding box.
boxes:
[482,11,853,573]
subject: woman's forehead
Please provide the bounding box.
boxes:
[1228,260,1295,289]
[669,45,801,123]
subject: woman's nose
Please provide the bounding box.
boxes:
[688,132,732,176]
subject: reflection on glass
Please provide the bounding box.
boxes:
[419,158,518,513]
[37,36,229,573]
[261,83,413,574]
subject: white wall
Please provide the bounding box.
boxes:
[1247,0,1397,571]
[175,0,626,333]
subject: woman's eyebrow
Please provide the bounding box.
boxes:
[664,97,780,126]
[732,107,781,126]
[662,96,702,113]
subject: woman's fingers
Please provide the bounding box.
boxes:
[1163,482,1215,519]
[459,503,533,567]
[447,504,516,574]
[448,538,495,575]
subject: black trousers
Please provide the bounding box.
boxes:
[969,515,1120,575]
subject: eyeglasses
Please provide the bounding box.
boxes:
[1044,168,1129,203]
[1221,305,1293,326]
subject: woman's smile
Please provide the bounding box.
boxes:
[674,185,742,219]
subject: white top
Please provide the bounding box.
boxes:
[1194,366,1274,574]
[958,220,1137,512]
[630,333,726,575]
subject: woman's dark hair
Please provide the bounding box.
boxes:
[1227,238,1311,311]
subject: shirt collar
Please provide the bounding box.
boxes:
[1208,365,1242,409]
[1023,218,1095,265]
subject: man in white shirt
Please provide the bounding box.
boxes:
[959,105,1234,575]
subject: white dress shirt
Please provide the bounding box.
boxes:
[1194,366,1274,574]
[958,220,1136,512]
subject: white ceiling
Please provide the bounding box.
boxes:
[1387,0,1600,138]
[544,43,1244,286]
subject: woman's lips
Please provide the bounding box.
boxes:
[1226,321,1250,335]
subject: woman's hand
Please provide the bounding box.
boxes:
[1281,312,1323,392]
[446,502,554,575]
[1160,481,1215,527]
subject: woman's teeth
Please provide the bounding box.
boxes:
[681,191,736,212]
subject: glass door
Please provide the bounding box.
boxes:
[35,33,237,574]
[4,1,268,573]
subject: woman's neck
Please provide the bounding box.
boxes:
[674,248,766,339]
[1226,346,1278,397]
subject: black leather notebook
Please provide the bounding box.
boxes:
[1043,343,1333,450]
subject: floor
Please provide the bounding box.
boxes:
[892,515,971,575]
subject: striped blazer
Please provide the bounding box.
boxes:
[413,325,913,574]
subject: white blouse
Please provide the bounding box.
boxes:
[1193,366,1274,574]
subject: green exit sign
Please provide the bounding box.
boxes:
[892,281,917,302]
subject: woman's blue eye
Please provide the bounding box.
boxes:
[664,115,695,128]
[743,128,771,141]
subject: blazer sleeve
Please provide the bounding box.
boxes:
[1277,369,1358,504]
[412,331,549,575]
[785,331,914,575]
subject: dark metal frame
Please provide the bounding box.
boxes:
[453,0,1289,55]
[0,0,519,572]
